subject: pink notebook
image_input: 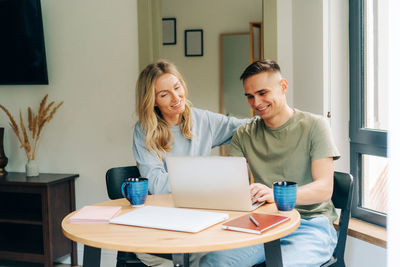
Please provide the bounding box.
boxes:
[68,205,122,223]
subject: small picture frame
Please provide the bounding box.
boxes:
[162,18,176,45]
[185,29,203,57]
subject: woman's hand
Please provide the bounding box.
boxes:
[250,183,274,203]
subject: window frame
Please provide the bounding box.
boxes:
[349,0,387,227]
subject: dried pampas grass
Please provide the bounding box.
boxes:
[0,94,63,160]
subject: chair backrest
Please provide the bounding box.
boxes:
[105,166,141,200]
[331,171,354,265]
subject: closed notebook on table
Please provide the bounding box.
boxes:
[222,213,289,234]
[68,205,122,223]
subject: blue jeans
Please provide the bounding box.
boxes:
[198,216,337,267]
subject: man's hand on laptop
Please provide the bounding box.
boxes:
[250,183,274,203]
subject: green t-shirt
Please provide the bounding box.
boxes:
[228,109,340,223]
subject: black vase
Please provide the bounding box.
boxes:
[0,127,8,176]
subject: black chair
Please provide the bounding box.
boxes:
[106,166,174,267]
[106,166,146,267]
[253,171,354,267]
[321,171,354,267]
[106,166,141,200]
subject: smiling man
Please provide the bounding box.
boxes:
[199,60,341,267]
[243,65,291,129]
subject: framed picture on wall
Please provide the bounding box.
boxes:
[185,29,203,57]
[162,18,176,45]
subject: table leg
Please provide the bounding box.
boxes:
[172,253,189,267]
[263,239,283,267]
[69,180,78,266]
[71,241,77,266]
[83,245,101,267]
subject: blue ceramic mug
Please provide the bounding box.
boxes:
[273,181,297,213]
[121,177,148,207]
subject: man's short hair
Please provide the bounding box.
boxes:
[240,59,281,82]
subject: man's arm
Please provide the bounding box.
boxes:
[296,157,334,205]
[251,157,334,204]
[294,116,338,204]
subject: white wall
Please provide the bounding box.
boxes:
[292,0,325,116]
[0,0,139,205]
[0,1,138,264]
[277,0,294,107]
[160,0,262,113]
[328,0,350,173]
[345,236,387,266]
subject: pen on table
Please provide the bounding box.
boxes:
[249,215,259,227]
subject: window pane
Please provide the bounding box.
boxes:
[361,154,388,214]
[363,0,388,130]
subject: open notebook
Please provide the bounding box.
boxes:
[110,206,229,233]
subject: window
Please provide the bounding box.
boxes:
[349,0,388,227]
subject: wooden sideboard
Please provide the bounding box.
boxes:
[0,172,79,267]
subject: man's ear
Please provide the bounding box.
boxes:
[280,79,288,92]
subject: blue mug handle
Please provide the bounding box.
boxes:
[121,182,131,202]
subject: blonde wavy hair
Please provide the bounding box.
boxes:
[136,60,193,159]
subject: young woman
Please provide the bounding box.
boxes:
[133,60,249,195]
[132,60,249,266]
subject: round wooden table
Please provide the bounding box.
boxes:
[62,194,300,267]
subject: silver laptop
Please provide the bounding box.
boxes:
[166,156,264,211]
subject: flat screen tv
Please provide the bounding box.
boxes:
[0,0,48,85]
